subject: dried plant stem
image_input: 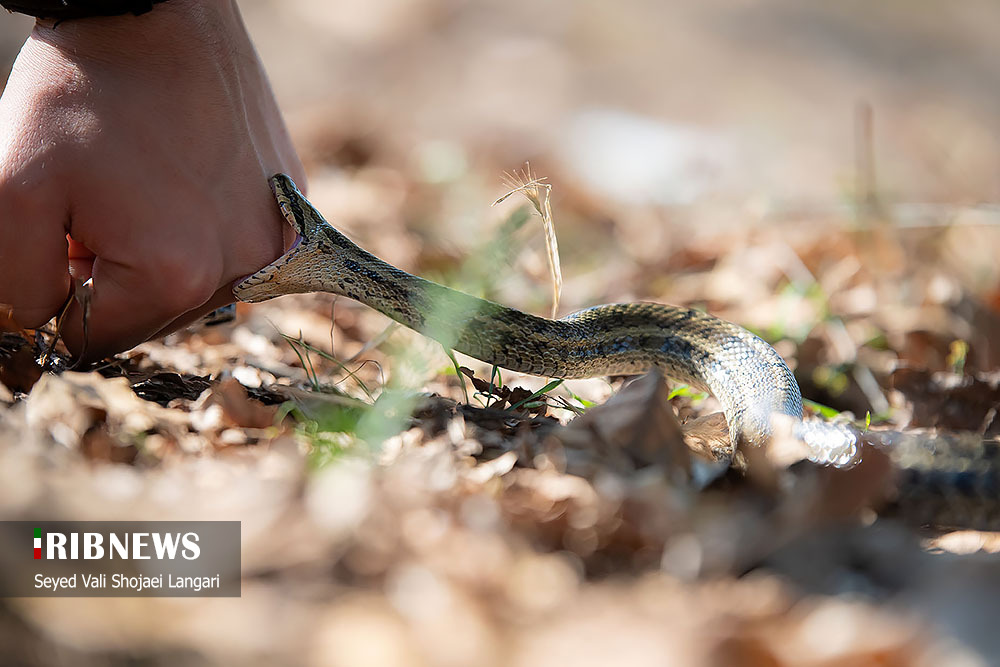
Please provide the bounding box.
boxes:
[494,163,563,318]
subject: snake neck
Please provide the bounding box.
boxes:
[234,213,522,353]
[316,236,516,353]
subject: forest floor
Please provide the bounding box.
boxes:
[3,1,1000,665]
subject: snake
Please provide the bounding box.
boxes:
[233,173,998,528]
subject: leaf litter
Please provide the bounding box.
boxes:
[3,135,1000,667]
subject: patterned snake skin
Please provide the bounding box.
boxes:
[234,174,998,529]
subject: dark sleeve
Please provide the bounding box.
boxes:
[0,0,169,19]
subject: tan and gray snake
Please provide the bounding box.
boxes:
[234,174,998,529]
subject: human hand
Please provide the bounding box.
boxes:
[0,0,304,361]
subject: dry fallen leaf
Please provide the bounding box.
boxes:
[554,371,694,484]
[24,371,188,452]
[80,423,139,464]
[0,304,26,335]
[0,337,43,394]
[209,378,281,430]
[892,367,1000,434]
[679,411,731,461]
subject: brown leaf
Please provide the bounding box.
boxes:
[505,386,532,411]
[927,530,1000,555]
[899,330,962,372]
[25,372,188,450]
[460,367,509,403]
[0,338,43,394]
[0,303,26,334]
[80,423,139,464]
[796,442,894,524]
[679,412,731,462]
[554,370,694,483]
[210,378,280,429]
[710,634,782,667]
[891,367,1000,433]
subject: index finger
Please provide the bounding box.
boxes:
[0,174,72,328]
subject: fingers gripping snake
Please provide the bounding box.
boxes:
[234,174,997,528]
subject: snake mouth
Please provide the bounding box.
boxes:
[233,232,303,292]
[234,174,309,294]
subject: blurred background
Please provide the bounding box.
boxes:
[239,0,1000,204]
[4,1,1000,201]
[3,1,1000,665]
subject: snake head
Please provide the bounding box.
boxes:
[233,173,358,303]
[269,173,323,239]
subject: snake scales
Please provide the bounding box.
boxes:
[234,174,998,529]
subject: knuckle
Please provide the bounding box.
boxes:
[0,175,47,220]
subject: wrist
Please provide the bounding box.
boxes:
[1,0,168,20]
[32,0,248,72]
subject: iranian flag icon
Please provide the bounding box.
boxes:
[33,528,41,559]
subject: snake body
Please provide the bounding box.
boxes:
[234,174,997,527]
